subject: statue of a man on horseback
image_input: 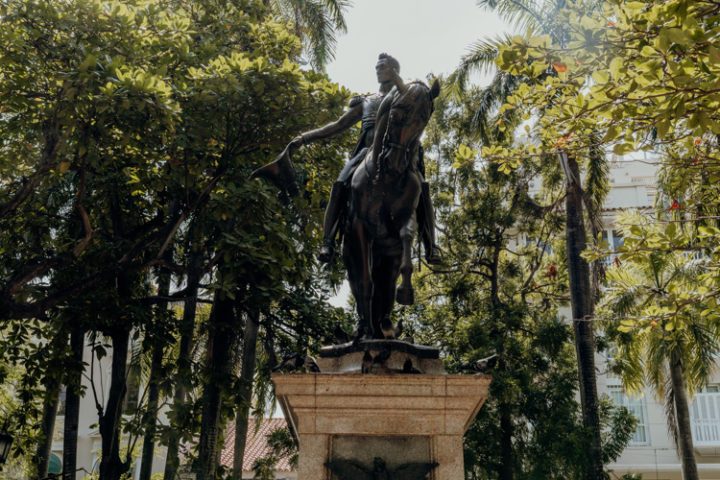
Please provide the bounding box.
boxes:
[253,54,441,341]
[288,54,441,267]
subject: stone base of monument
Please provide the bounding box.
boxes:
[272,340,491,480]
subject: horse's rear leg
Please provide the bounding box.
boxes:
[396,216,418,305]
[372,254,401,339]
[346,220,374,340]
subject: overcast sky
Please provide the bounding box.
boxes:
[325,0,513,93]
[324,1,513,307]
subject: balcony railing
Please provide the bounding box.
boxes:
[691,393,720,446]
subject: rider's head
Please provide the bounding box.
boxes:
[376,53,400,83]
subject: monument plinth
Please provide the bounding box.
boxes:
[273,341,491,480]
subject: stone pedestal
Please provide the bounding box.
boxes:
[273,341,491,480]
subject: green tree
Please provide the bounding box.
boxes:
[409,88,633,479]
[596,212,720,480]
[264,0,350,69]
[450,2,609,477]
[480,2,720,477]
[0,1,351,479]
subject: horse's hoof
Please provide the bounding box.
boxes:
[396,287,414,305]
[380,319,395,339]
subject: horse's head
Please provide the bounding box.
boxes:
[375,78,440,177]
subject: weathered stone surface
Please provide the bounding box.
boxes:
[273,372,491,479]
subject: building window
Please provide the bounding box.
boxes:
[608,385,650,445]
[601,230,624,267]
[691,385,720,444]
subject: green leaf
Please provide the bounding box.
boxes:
[662,28,692,46]
[592,70,609,84]
[612,142,635,155]
[656,119,671,139]
[709,46,720,66]
[640,46,656,57]
[609,57,624,80]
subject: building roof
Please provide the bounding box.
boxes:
[220,417,293,473]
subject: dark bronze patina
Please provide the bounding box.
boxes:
[252,54,441,340]
[326,457,438,480]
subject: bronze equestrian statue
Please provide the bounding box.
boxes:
[288,53,441,266]
[253,54,441,340]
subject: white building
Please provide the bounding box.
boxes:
[583,157,720,480]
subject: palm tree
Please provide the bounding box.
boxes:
[599,213,716,480]
[264,0,351,69]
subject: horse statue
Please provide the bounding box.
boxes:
[344,77,440,340]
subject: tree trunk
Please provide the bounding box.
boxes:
[139,265,172,480]
[98,327,131,480]
[669,353,699,480]
[163,251,202,480]
[498,400,514,480]
[232,310,260,479]
[37,383,61,478]
[560,152,603,480]
[36,331,66,478]
[195,291,237,480]
[62,326,84,480]
[489,239,514,480]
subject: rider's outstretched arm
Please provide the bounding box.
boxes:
[290,98,363,149]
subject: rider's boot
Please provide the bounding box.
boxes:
[417,181,443,265]
[318,181,347,263]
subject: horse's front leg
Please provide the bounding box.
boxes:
[396,214,418,305]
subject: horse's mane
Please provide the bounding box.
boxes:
[404,80,431,90]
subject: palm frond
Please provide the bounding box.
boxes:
[685,321,719,392]
[646,330,668,395]
[672,255,709,282]
[468,71,521,145]
[472,75,503,144]
[600,266,644,318]
[452,35,511,93]
[477,0,544,31]
[582,136,609,238]
[269,0,349,69]
[297,0,336,69]
[664,375,680,450]
[318,0,350,33]
[613,341,644,394]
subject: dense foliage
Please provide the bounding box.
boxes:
[2,0,719,479]
[0,0,352,478]
[477,0,720,478]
